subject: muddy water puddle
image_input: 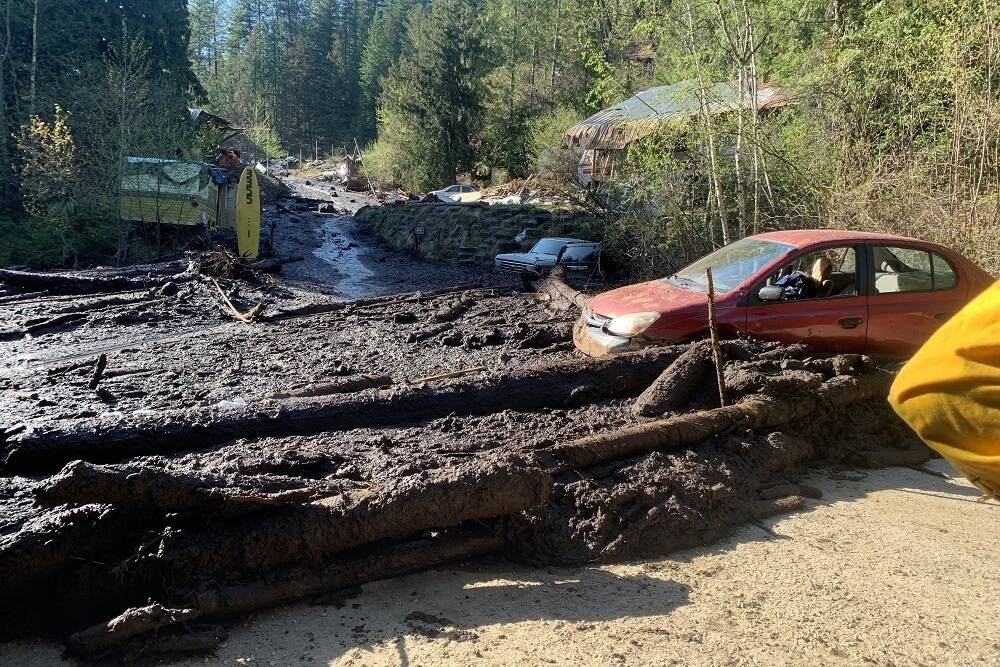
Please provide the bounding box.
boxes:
[312,215,375,299]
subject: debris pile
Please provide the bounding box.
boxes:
[0,266,928,662]
[479,177,587,207]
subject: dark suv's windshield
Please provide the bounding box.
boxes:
[531,239,568,256]
[665,238,793,293]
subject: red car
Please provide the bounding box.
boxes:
[574,230,993,358]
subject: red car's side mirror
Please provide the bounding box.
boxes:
[758,285,784,302]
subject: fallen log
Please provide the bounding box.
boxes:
[35,461,322,517]
[272,374,393,399]
[0,504,133,598]
[50,294,162,315]
[411,367,486,384]
[2,347,683,471]
[531,267,589,312]
[632,341,710,416]
[181,528,503,619]
[431,298,474,323]
[0,289,47,304]
[131,456,550,578]
[546,372,893,471]
[0,312,87,340]
[0,265,194,295]
[65,604,200,658]
[88,354,108,389]
[262,284,491,322]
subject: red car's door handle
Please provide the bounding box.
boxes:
[934,312,955,321]
[838,317,863,329]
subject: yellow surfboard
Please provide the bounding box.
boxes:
[236,165,261,259]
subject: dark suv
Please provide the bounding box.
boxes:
[494,238,601,277]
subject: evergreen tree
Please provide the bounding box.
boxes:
[378,0,486,189]
[358,0,419,142]
[188,0,224,96]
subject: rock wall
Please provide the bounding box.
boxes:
[354,202,599,265]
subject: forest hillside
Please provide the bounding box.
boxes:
[0,0,997,276]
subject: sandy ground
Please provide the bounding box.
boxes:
[3,459,997,666]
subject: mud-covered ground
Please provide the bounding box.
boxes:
[0,185,935,662]
[270,177,506,297]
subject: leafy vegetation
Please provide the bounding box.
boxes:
[0,0,998,274]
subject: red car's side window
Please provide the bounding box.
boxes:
[756,245,860,302]
[871,246,959,295]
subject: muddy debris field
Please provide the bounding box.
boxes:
[0,255,930,662]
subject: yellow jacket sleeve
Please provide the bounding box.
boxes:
[888,280,1000,498]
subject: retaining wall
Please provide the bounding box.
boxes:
[354,202,599,265]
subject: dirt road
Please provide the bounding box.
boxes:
[2,460,996,666]
[270,178,505,298]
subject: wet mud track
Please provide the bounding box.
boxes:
[270,177,505,298]
[0,192,932,661]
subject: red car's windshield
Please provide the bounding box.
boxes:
[665,238,794,293]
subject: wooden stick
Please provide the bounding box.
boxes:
[88,354,108,390]
[705,267,728,407]
[411,366,487,384]
[211,278,265,324]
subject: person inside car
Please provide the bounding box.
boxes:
[773,257,833,300]
[811,257,834,297]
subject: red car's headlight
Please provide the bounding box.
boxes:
[605,312,660,337]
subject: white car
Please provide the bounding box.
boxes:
[431,184,481,203]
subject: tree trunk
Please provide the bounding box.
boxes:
[547,373,892,471]
[0,0,11,204]
[182,528,504,618]
[2,348,685,472]
[632,341,711,417]
[29,0,39,115]
[686,1,729,245]
[129,457,550,579]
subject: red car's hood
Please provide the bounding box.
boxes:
[588,280,707,318]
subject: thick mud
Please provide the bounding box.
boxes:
[0,187,930,660]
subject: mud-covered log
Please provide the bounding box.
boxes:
[432,298,474,323]
[0,265,193,295]
[181,529,504,618]
[725,368,825,399]
[272,374,393,399]
[0,503,132,598]
[547,373,893,471]
[0,313,87,341]
[549,396,816,471]
[35,461,321,516]
[632,341,711,416]
[65,604,200,658]
[133,456,550,578]
[3,347,684,472]
[532,268,589,312]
